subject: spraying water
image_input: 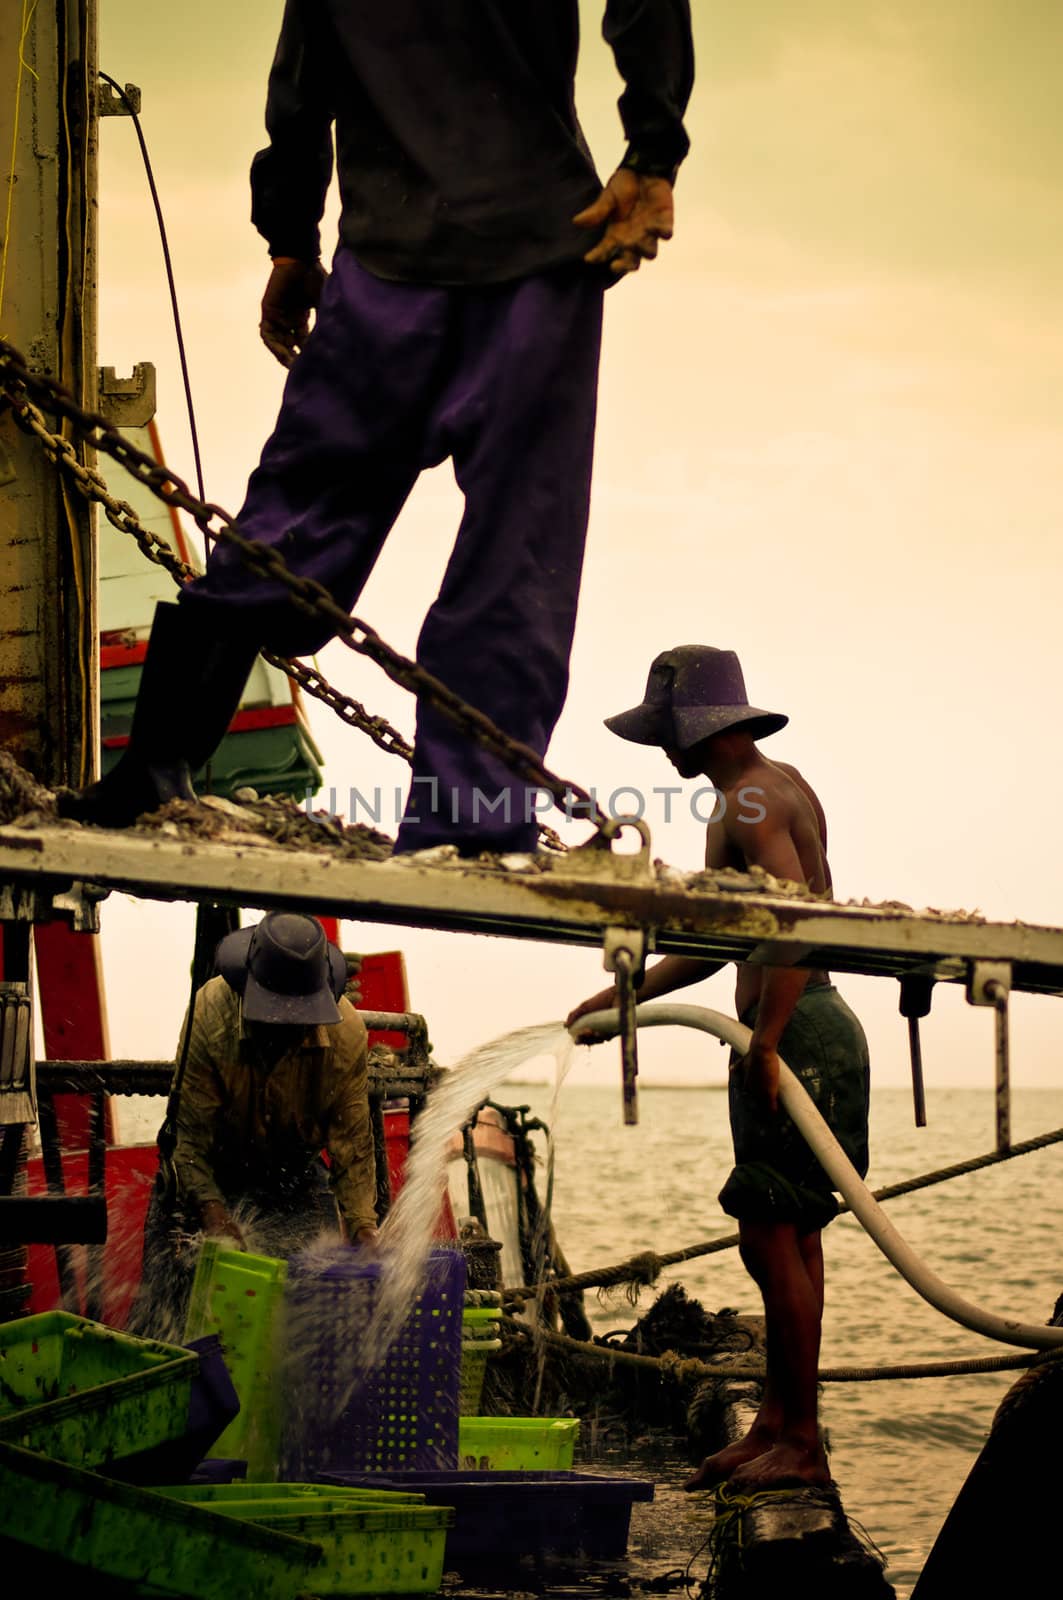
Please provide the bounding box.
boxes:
[278,1021,574,1471]
[364,1019,574,1366]
[526,1032,577,1411]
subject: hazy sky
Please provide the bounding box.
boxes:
[91,1,1063,1108]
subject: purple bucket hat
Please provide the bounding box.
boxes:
[217,912,347,1026]
[604,646,788,750]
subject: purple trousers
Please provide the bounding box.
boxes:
[182,251,604,852]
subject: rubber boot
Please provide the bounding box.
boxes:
[59,601,261,828]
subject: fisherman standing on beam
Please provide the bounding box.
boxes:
[63,3,694,854]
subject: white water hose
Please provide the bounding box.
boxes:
[576,1002,1063,1352]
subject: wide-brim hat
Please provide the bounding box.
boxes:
[216,913,347,1026]
[605,646,788,750]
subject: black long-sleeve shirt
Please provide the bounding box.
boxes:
[251,1,694,286]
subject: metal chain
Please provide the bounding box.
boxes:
[271,653,414,761]
[0,338,601,833]
[14,396,196,578]
[8,392,416,761]
[9,387,566,843]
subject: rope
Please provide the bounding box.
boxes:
[502,1315,1042,1383]
[503,1124,1063,1303]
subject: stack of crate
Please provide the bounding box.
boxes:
[459,1290,502,1415]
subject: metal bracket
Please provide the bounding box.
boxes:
[603,926,648,1128]
[98,80,141,117]
[550,815,654,883]
[966,961,1011,1009]
[0,883,105,933]
[51,883,105,935]
[967,960,1012,1152]
[98,363,157,427]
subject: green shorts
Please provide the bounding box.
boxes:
[718,984,870,1232]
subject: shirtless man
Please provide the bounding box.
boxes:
[566,645,870,1491]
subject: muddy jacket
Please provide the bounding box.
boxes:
[251,0,694,284]
[171,976,377,1234]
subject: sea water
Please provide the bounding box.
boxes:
[508,1080,1063,1599]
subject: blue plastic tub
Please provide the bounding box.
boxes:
[317,1468,655,1562]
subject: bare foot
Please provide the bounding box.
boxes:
[683,1427,776,1491]
[727,1439,830,1492]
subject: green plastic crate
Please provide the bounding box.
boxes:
[157,1481,454,1594]
[0,1439,320,1600]
[461,1306,501,1332]
[221,1505,452,1594]
[458,1336,502,1416]
[0,1311,198,1469]
[184,1241,287,1480]
[159,1481,426,1508]
[458,1416,579,1471]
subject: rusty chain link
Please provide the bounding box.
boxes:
[273,654,415,762]
[0,337,601,842]
[10,392,416,762]
[15,396,198,579]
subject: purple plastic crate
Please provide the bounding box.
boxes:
[317,1469,655,1562]
[189,1458,247,1484]
[105,1335,241,1487]
[280,1247,466,1478]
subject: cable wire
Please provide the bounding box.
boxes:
[97,69,208,541]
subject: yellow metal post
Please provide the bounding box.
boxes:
[0,0,98,787]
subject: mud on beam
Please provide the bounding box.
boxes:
[2,822,1063,994]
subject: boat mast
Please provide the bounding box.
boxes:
[0,0,98,789]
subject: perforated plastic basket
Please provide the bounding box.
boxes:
[159,1481,426,1509]
[458,1336,501,1416]
[183,1241,288,1481]
[461,1306,501,1333]
[281,1246,466,1477]
[458,1416,579,1471]
[0,1310,197,1469]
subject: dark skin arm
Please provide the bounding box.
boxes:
[573,169,675,277]
[566,954,725,1040]
[725,806,813,1114]
[260,256,327,366]
[200,1199,247,1249]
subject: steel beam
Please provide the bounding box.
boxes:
[3,823,1063,994]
